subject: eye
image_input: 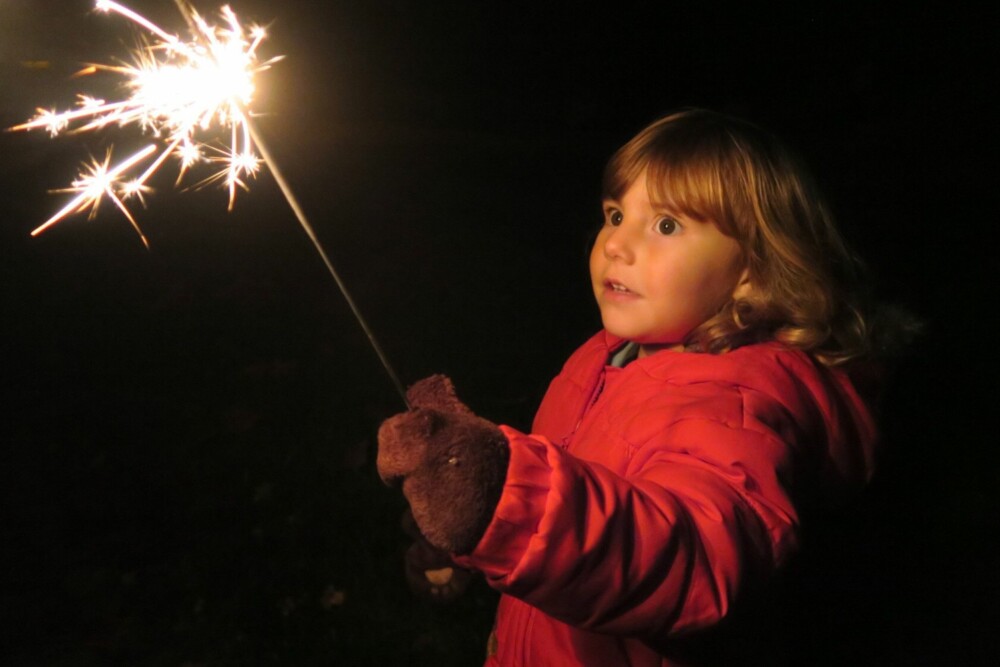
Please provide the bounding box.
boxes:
[656,216,681,236]
[607,209,623,226]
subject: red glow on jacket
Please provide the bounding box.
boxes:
[456,332,878,666]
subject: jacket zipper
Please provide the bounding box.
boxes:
[566,372,606,449]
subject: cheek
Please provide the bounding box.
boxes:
[679,240,743,300]
[588,237,605,282]
[653,256,733,317]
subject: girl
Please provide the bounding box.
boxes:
[378,109,889,666]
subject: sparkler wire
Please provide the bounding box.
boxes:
[245,118,409,406]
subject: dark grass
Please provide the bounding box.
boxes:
[1,387,500,666]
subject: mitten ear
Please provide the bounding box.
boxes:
[406,374,474,416]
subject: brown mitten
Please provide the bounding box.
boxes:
[401,509,473,602]
[378,375,509,554]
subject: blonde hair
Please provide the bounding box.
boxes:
[603,109,870,366]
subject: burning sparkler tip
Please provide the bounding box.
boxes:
[14,0,275,238]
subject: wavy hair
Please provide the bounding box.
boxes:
[602,109,872,366]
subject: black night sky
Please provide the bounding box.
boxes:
[1,1,995,665]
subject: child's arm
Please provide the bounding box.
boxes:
[378,376,805,641]
[458,420,797,640]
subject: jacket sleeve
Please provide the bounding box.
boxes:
[454,416,801,641]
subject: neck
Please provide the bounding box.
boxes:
[638,342,685,358]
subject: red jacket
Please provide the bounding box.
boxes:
[455,331,878,666]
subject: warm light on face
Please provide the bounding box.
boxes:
[590,172,744,355]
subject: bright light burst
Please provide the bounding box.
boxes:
[10,0,281,246]
[12,0,410,405]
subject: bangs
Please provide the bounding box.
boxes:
[601,113,747,237]
[645,157,727,226]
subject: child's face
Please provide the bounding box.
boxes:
[590,172,744,355]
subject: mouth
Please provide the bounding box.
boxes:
[603,279,637,296]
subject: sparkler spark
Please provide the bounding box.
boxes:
[37,144,158,247]
[11,0,280,238]
[12,1,410,405]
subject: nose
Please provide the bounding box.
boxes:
[602,222,637,264]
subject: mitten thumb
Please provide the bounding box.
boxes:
[376,408,438,485]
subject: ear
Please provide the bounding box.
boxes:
[732,268,752,301]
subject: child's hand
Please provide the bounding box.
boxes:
[405,539,473,601]
[400,509,473,602]
[377,375,509,554]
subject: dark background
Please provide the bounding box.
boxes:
[1,1,995,664]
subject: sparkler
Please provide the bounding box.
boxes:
[10,0,408,405]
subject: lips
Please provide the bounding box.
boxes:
[603,279,639,297]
